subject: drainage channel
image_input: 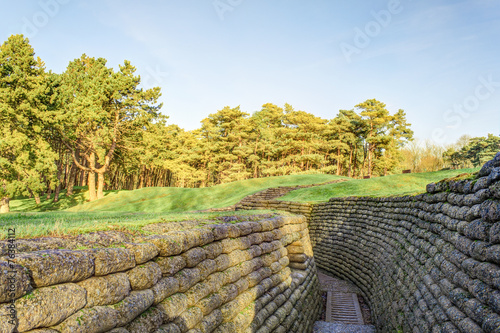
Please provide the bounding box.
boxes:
[314,270,376,333]
[326,292,364,324]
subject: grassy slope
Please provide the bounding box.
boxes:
[279,168,480,202]
[4,174,343,239]
[10,174,346,214]
[5,169,478,239]
[64,174,346,213]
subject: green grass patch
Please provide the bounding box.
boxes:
[10,187,89,212]
[279,168,480,202]
[0,210,285,240]
[30,174,344,213]
[5,174,343,239]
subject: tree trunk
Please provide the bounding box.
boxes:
[53,183,61,202]
[88,171,97,201]
[167,170,173,187]
[348,149,353,178]
[67,147,81,195]
[336,147,341,176]
[81,157,87,186]
[367,122,373,178]
[0,197,9,213]
[146,167,152,187]
[159,170,165,187]
[361,142,368,178]
[63,158,69,188]
[67,162,77,196]
[46,187,52,200]
[53,161,63,203]
[88,152,97,201]
[54,162,63,202]
[74,171,80,189]
[353,144,359,178]
[110,169,118,190]
[34,193,41,205]
[81,169,87,187]
[97,172,105,200]
[367,144,372,178]
[138,165,145,189]
[53,163,62,202]
[300,146,304,170]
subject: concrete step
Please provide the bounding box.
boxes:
[313,321,376,333]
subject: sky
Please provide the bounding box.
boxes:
[1,0,499,145]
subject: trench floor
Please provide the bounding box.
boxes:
[313,270,376,333]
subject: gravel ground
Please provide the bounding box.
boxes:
[317,269,361,293]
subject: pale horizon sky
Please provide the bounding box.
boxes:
[1,0,499,145]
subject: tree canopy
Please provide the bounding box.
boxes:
[11,34,491,213]
[444,134,500,168]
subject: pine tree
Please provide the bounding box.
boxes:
[57,55,162,200]
[0,35,58,212]
[355,99,413,177]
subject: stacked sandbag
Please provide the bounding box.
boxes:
[309,153,500,333]
[0,215,320,333]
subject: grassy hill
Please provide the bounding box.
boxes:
[4,168,479,239]
[10,174,346,213]
[279,168,480,202]
[5,174,342,239]
[66,174,346,213]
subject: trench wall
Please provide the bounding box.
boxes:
[0,215,321,333]
[237,154,500,332]
[309,156,500,333]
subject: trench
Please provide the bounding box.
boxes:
[313,269,375,333]
[234,156,500,333]
[2,156,499,333]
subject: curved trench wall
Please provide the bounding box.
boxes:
[310,155,500,333]
[0,215,320,333]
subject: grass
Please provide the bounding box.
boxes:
[0,210,284,240]
[4,174,343,239]
[10,187,89,212]
[4,168,477,239]
[9,174,346,214]
[279,168,480,202]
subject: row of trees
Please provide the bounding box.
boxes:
[0,35,162,212]
[0,34,416,212]
[444,134,500,169]
[399,134,500,173]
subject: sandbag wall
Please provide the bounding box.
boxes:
[0,216,321,333]
[309,155,500,333]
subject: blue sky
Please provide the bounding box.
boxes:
[1,0,499,144]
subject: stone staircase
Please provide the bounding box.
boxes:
[235,185,311,206]
[237,179,347,205]
[198,179,347,213]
